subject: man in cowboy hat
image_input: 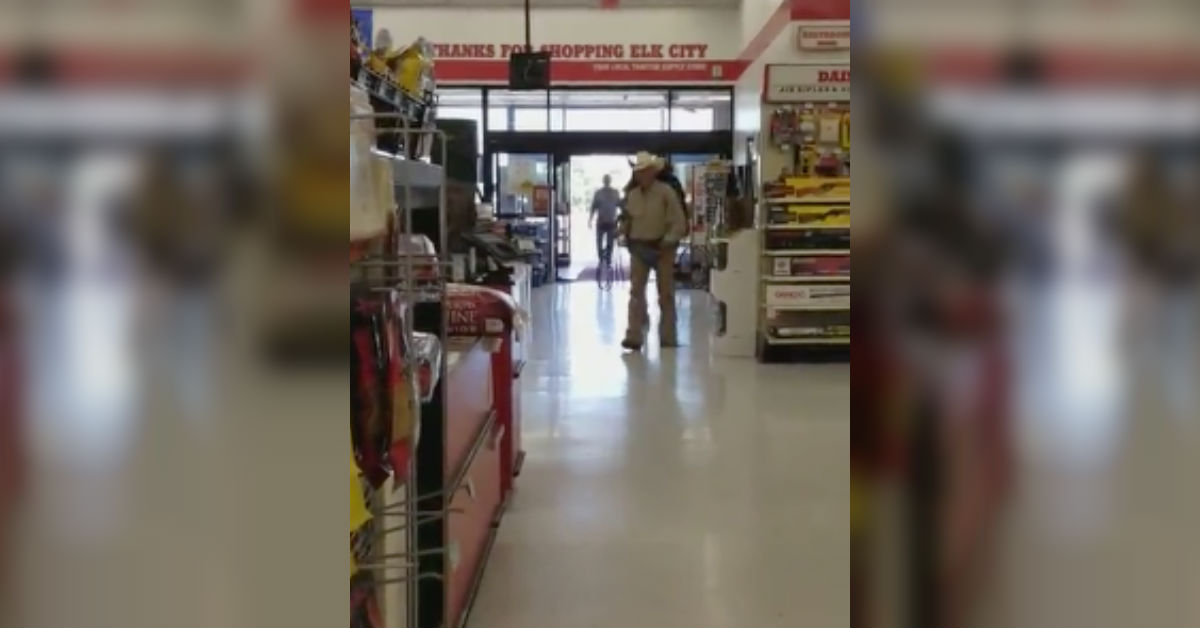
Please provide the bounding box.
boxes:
[620,151,688,351]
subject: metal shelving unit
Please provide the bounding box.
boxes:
[757,193,851,354]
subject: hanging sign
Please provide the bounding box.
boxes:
[765,64,850,102]
[351,9,374,48]
[796,26,851,51]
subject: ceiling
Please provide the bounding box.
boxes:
[355,0,739,7]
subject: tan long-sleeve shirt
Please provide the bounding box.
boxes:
[623,180,687,243]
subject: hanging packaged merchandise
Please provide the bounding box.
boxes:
[815,148,844,177]
[392,234,442,283]
[350,461,373,533]
[410,331,444,402]
[350,571,384,628]
[367,29,394,78]
[350,289,394,487]
[383,291,418,487]
[445,284,528,340]
[798,108,817,143]
[818,113,842,144]
[840,111,851,150]
[769,108,794,148]
[351,84,387,241]
[393,37,437,99]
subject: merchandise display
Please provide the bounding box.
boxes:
[349,80,528,627]
[756,64,852,357]
[683,160,731,289]
[349,106,451,628]
[351,24,438,158]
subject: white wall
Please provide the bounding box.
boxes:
[732,0,850,165]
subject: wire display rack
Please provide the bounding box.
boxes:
[351,110,458,628]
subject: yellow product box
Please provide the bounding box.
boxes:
[783,176,851,203]
[785,204,851,226]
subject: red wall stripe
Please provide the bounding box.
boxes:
[789,0,851,21]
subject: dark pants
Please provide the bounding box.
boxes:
[596,222,617,263]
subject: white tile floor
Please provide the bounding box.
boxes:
[466,283,851,628]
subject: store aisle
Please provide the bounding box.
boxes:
[468,283,849,628]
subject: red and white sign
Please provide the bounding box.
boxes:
[432,42,712,60]
[764,63,850,102]
[435,59,741,84]
[431,41,736,84]
[796,26,851,51]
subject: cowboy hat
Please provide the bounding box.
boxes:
[629,151,665,172]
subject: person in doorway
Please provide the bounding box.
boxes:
[619,152,688,351]
[589,174,622,265]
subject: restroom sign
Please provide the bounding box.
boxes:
[796,25,850,51]
[764,63,850,102]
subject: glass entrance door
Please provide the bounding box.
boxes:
[491,151,554,284]
[553,158,571,279]
[493,152,550,217]
[669,153,720,207]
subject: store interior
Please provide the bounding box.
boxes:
[348,4,850,627]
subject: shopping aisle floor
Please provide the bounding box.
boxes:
[468,283,849,628]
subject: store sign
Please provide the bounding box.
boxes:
[765,64,850,102]
[430,42,711,60]
[796,26,850,51]
[427,41,732,83]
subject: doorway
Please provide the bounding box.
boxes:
[567,154,631,280]
[485,130,733,284]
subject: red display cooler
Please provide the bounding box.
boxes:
[442,339,501,628]
[490,327,522,496]
[477,266,529,498]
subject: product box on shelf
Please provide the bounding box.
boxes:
[768,204,851,226]
[768,176,851,203]
[768,323,851,338]
[769,255,852,277]
[767,230,850,251]
[766,284,851,308]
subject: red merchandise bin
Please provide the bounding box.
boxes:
[480,277,525,497]
[442,339,501,628]
[490,328,522,496]
[446,282,525,498]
